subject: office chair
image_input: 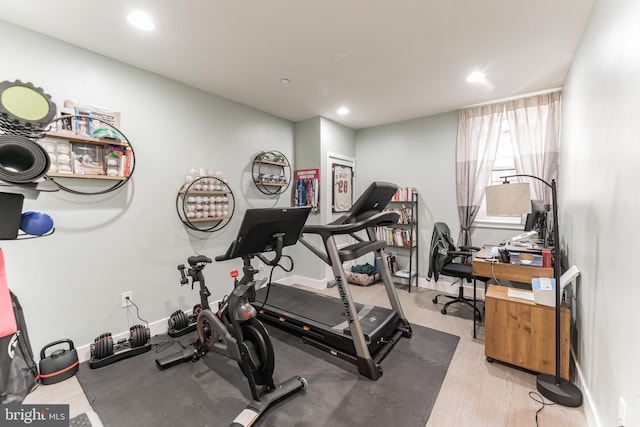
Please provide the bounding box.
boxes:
[428,222,488,337]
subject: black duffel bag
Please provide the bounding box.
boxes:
[1,290,38,404]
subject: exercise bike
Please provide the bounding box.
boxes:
[156,206,311,426]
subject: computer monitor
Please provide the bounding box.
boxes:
[216,206,311,261]
[524,199,545,232]
[521,199,548,244]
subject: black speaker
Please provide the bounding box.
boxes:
[0,192,24,240]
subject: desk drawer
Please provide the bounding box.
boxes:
[484,285,570,379]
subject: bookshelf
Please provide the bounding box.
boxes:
[378,187,418,292]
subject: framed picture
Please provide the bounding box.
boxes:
[75,110,92,136]
[71,144,105,175]
[53,107,75,133]
[332,164,353,213]
[293,168,320,212]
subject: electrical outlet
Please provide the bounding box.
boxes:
[121,291,132,308]
[618,396,626,426]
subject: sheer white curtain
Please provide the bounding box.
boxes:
[455,104,504,246]
[505,91,561,203]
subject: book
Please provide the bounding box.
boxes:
[394,270,416,279]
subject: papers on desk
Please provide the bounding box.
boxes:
[476,245,499,259]
[507,265,581,306]
[507,288,534,301]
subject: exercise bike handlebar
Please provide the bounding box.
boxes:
[257,233,284,266]
[177,264,189,285]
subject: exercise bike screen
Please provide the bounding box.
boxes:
[223,207,311,259]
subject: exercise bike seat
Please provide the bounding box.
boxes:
[188,255,212,266]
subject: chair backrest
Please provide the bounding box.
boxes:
[431,222,457,257]
[428,222,460,281]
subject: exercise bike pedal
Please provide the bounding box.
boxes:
[155,348,198,369]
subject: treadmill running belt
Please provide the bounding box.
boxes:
[253,283,399,344]
[255,283,364,327]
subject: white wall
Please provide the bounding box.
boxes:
[291,118,324,280]
[288,117,357,285]
[320,117,356,222]
[561,0,640,425]
[356,112,458,278]
[0,22,295,356]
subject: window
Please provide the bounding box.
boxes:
[474,118,523,227]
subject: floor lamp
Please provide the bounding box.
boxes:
[486,174,583,407]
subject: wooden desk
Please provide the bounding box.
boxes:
[484,284,570,379]
[472,257,554,282]
[468,250,553,338]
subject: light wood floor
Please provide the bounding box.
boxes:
[24,282,587,426]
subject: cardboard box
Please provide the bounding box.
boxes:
[532,277,556,307]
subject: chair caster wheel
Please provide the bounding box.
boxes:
[432,297,438,304]
[441,308,447,315]
[486,357,494,363]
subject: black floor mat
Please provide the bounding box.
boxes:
[76,324,458,427]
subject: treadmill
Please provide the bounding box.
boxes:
[253,181,413,380]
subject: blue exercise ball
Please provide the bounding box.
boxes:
[20,211,54,235]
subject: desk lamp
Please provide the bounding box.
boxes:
[486,174,582,407]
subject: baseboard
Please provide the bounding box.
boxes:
[74,315,172,364]
[72,274,486,365]
[280,273,488,301]
[418,276,487,301]
[277,274,328,290]
[572,348,601,427]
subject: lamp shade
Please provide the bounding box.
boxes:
[486,182,532,216]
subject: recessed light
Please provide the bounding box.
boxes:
[127,11,155,31]
[334,53,349,63]
[466,71,486,83]
[337,107,350,116]
[281,78,291,85]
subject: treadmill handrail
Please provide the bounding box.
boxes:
[302,211,399,240]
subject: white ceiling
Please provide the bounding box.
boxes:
[0,1,593,129]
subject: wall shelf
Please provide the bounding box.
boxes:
[40,115,134,195]
[176,176,235,232]
[45,131,129,147]
[251,151,291,195]
[47,172,127,181]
